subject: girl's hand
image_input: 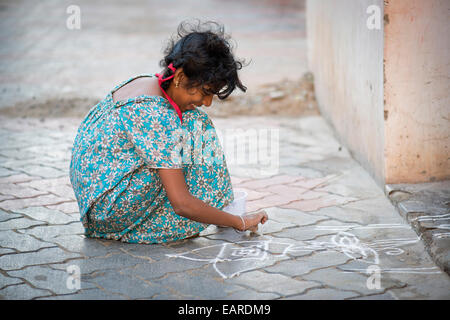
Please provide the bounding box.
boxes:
[238,210,268,232]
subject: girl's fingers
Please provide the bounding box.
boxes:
[259,212,268,224]
[242,211,269,231]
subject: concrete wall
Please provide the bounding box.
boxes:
[384,0,450,183]
[307,0,450,186]
[306,0,385,186]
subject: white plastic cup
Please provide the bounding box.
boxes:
[222,189,248,216]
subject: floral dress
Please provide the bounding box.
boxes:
[69,74,234,244]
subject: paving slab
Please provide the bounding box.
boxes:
[151,268,244,300]
[17,222,85,242]
[0,194,72,211]
[0,272,23,289]
[264,207,329,226]
[1,106,450,299]
[350,292,396,300]
[0,230,55,252]
[284,287,360,300]
[226,270,321,297]
[0,217,46,231]
[302,266,406,297]
[0,283,52,300]
[264,250,351,277]
[43,235,123,258]
[36,288,129,300]
[385,181,450,275]
[0,209,22,222]
[7,265,96,295]
[0,247,82,271]
[14,206,75,225]
[82,269,171,300]
[48,251,150,275]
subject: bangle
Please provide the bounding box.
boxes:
[239,215,245,231]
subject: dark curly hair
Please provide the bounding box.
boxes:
[159,20,248,100]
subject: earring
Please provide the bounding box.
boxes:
[175,81,179,88]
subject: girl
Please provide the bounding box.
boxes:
[70,20,268,244]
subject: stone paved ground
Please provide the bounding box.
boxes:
[0,0,307,109]
[1,0,448,301]
[385,181,450,275]
[0,114,449,300]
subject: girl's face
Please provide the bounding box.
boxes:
[168,69,215,112]
[177,84,214,112]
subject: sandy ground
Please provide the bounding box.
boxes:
[0,72,319,119]
[0,0,310,117]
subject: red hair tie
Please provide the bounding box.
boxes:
[155,63,183,124]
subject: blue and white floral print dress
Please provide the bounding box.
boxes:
[69,74,234,244]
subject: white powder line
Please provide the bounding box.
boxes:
[315,224,412,231]
[370,238,420,243]
[166,231,442,279]
[340,267,442,274]
[432,232,450,239]
[413,213,450,222]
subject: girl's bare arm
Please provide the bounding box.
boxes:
[157,168,267,230]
